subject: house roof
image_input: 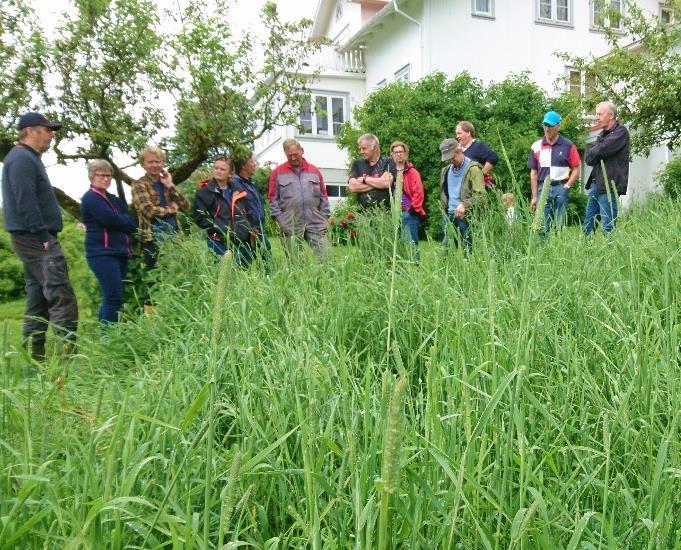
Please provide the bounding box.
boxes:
[338,0,406,52]
[311,0,389,40]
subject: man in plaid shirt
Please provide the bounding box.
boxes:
[131,145,190,308]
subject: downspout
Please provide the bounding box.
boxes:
[393,0,425,79]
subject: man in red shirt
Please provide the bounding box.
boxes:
[268,139,331,260]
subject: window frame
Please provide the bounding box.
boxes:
[659,3,675,25]
[296,92,348,139]
[565,67,596,99]
[535,0,573,28]
[471,0,495,19]
[590,0,625,32]
[394,64,411,83]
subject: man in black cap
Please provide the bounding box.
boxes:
[1,112,79,360]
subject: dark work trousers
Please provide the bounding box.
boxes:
[87,255,128,323]
[10,233,79,345]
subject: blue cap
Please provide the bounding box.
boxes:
[542,111,561,127]
[17,112,62,130]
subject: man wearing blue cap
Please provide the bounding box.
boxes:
[1,112,79,360]
[528,110,581,235]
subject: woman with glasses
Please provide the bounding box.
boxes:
[80,159,137,323]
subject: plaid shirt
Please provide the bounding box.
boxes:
[131,174,191,243]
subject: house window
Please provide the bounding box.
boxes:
[298,94,347,137]
[567,68,596,99]
[394,64,410,83]
[472,0,494,17]
[592,0,624,30]
[660,3,675,24]
[536,0,572,25]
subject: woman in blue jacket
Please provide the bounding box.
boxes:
[80,160,137,323]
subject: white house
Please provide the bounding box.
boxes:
[255,0,675,206]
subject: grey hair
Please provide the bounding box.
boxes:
[282,138,302,150]
[598,101,617,118]
[358,133,380,150]
[87,159,113,181]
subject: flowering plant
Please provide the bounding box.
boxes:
[328,203,359,245]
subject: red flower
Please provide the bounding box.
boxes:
[347,213,355,220]
[349,230,357,238]
[340,221,348,228]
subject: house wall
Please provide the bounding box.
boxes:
[363,0,662,93]
[363,2,423,88]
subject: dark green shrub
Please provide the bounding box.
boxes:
[657,156,681,199]
[0,229,24,302]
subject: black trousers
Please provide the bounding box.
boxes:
[10,233,79,345]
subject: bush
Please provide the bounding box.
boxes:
[657,156,681,199]
[328,201,359,245]
[0,230,24,302]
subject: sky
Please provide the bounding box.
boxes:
[21,0,318,201]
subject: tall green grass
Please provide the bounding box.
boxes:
[1,194,680,548]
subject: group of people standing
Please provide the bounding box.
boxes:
[1,100,629,359]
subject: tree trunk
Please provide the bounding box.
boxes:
[53,186,82,220]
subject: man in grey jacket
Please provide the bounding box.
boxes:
[267,139,331,260]
[2,112,78,360]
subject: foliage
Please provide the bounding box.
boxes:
[0,0,47,157]
[0,227,23,301]
[328,201,359,245]
[656,155,681,199]
[1,0,321,214]
[560,0,681,154]
[2,195,681,547]
[337,72,586,236]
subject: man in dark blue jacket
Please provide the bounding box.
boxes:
[583,101,630,235]
[1,112,79,359]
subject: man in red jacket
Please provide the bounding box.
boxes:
[390,140,425,262]
[268,139,331,260]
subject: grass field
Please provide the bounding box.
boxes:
[1,195,680,549]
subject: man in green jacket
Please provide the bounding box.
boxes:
[439,139,486,254]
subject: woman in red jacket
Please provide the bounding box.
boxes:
[390,141,425,262]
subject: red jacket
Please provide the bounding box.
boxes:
[402,162,426,216]
[268,158,331,235]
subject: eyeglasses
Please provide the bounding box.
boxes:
[94,173,113,178]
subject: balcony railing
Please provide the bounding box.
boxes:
[308,45,365,74]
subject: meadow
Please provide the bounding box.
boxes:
[1,194,680,549]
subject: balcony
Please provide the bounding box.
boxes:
[308,44,365,74]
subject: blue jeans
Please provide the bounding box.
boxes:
[87,255,128,323]
[442,215,472,255]
[401,211,420,262]
[234,234,271,270]
[206,237,229,256]
[583,186,618,234]
[540,183,569,236]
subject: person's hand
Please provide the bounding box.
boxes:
[563,183,571,190]
[169,201,179,212]
[455,203,466,218]
[42,241,49,251]
[530,197,538,213]
[76,222,86,231]
[160,170,174,189]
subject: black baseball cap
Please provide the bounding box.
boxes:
[17,112,62,130]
